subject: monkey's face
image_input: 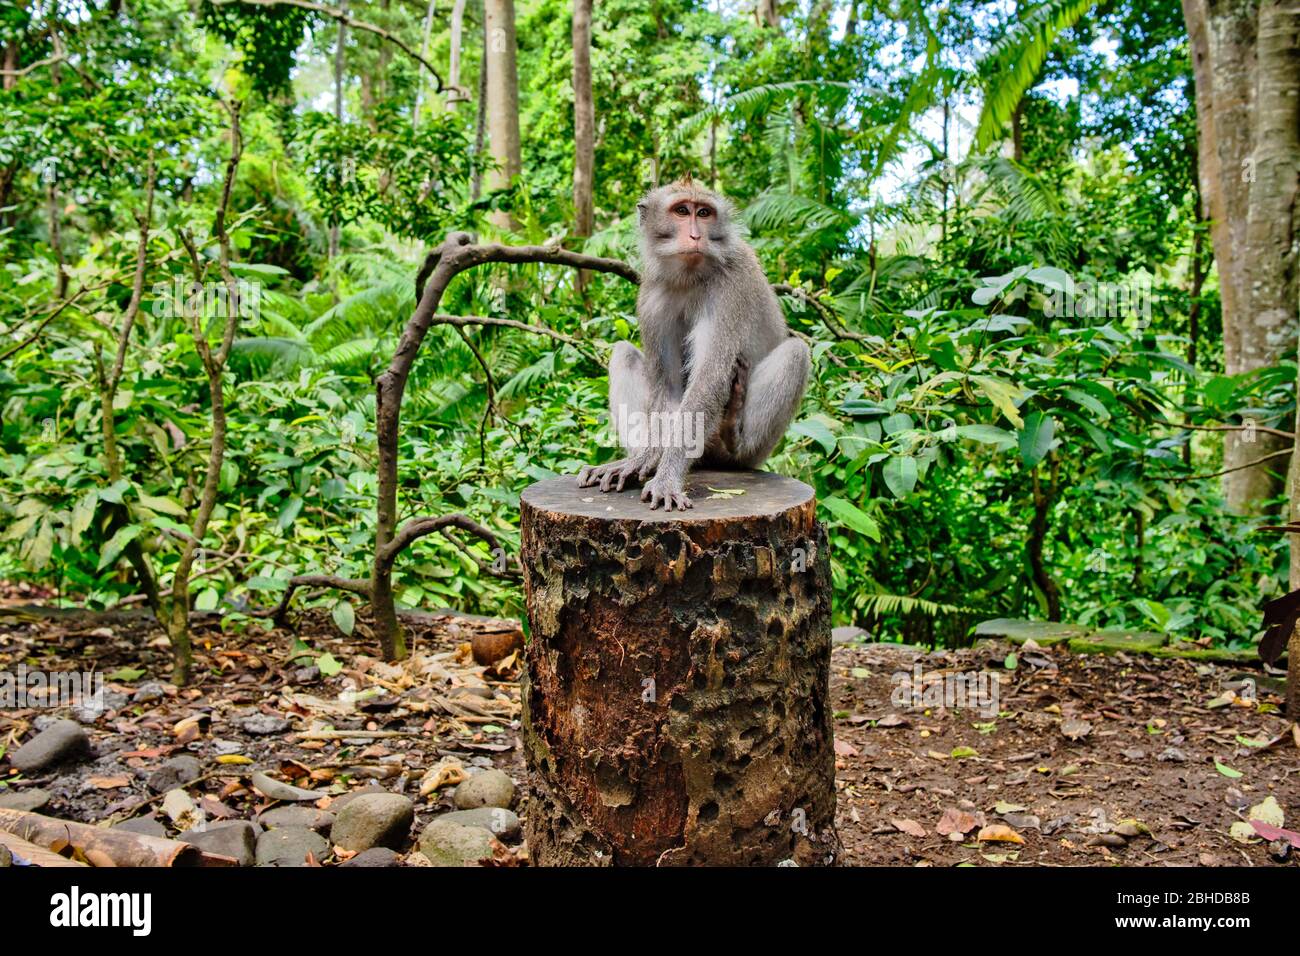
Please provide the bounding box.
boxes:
[639,184,735,280]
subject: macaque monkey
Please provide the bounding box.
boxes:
[578,177,810,510]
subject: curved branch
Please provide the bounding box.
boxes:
[380,512,517,576]
[207,0,445,92]
[261,574,373,624]
[432,313,601,361]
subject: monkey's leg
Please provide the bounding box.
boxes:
[578,342,659,492]
[731,337,811,468]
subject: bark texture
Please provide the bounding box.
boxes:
[519,469,840,866]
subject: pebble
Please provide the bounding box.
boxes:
[133,682,168,703]
[7,720,91,773]
[258,806,335,834]
[250,771,320,802]
[256,827,329,867]
[181,822,258,866]
[0,788,52,812]
[453,769,515,810]
[331,794,415,851]
[341,847,401,868]
[418,820,497,866]
[114,816,168,838]
[436,806,520,840]
[241,715,291,736]
[147,755,203,793]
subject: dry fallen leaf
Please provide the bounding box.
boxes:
[935,807,978,836]
[977,824,1026,845]
[834,738,860,757]
[891,818,927,838]
[1060,718,1093,741]
[86,775,130,790]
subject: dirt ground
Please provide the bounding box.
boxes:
[1,598,1296,866]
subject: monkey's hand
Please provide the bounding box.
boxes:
[641,471,692,511]
[578,453,655,493]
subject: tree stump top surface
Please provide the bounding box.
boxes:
[521,469,813,522]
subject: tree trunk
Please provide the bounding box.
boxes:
[571,0,594,241]
[330,5,348,262]
[756,0,780,30]
[446,0,470,109]
[483,0,521,229]
[1182,0,1297,511]
[519,470,841,866]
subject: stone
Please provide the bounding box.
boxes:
[327,784,389,811]
[453,769,515,810]
[241,714,291,736]
[0,788,52,812]
[1069,629,1167,654]
[972,619,1088,646]
[418,820,497,867]
[133,682,168,703]
[181,822,257,866]
[341,847,401,868]
[147,755,203,793]
[331,793,414,851]
[832,625,867,644]
[115,815,167,838]
[255,827,329,867]
[434,807,520,841]
[258,806,335,833]
[7,720,90,773]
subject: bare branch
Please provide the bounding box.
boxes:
[1170,447,1293,483]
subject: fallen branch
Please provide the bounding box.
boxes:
[0,808,230,866]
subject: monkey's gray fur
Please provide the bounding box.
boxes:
[577,177,810,510]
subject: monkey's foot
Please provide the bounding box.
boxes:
[641,473,692,511]
[577,458,646,493]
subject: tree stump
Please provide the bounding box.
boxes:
[519,469,839,866]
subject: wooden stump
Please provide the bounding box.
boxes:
[519,469,839,866]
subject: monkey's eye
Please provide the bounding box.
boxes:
[697,207,712,218]
[672,204,690,216]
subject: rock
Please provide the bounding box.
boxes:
[0,788,52,812]
[292,666,320,685]
[832,625,867,644]
[256,827,329,867]
[453,769,515,810]
[258,806,335,834]
[327,784,389,811]
[331,793,414,851]
[133,682,168,703]
[115,816,168,838]
[181,822,257,866]
[147,755,203,793]
[211,739,243,755]
[434,807,521,841]
[241,714,291,736]
[418,820,497,866]
[7,720,91,773]
[250,771,321,802]
[341,847,401,868]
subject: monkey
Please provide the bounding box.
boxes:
[577,176,810,510]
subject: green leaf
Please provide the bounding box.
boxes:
[194,589,219,611]
[1214,761,1243,779]
[971,375,1025,429]
[137,493,187,517]
[106,666,146,682]
[788,416,837,454]
[98,525,144,570]
[820,496,881,541]
[71,490,99,537]
[317,651,344,677]
[277,496,304,530]
[954,424,1017,448]
[882,456,918,498]
[331,600,355,636]
[1018,412,1056,467]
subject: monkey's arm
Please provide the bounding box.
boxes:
[640,316,740,510]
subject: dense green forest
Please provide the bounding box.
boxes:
[1,0,1297,688]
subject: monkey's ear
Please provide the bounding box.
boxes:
[636,201,648,225]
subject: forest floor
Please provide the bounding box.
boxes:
[0,591,1296,867]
